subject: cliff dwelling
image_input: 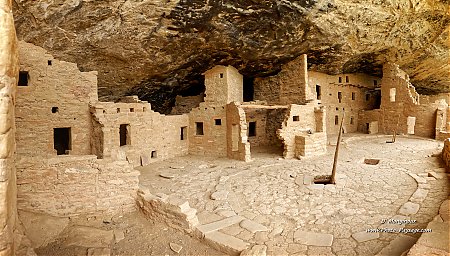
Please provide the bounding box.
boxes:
[1,1,450,256]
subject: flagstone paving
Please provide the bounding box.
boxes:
[138,135,449,255]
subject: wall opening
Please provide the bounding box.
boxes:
[232,124,239,152]
[243,77,255,102]
[335,115,339,125]
[195,122,204,135]
[120,124,130,146]
[390,88,396,102]
[366,94,370,101]
[18,71,29,86]
[48,60,52,66]
[180,126,187,140]
[117,108,120,113]
[316,85,321,100]
[215,119,222,125]
[350,117,354,125]
[345,76,349,83]
[130,108,134,112]
[248,122,256,137]
[293,116,300,122]
[151,151,157,158]
[219,73,224,78]
[407,116,416,135]
[352,92,355,100]
[374,91,381,109]
[374,80,378,86]
[338,77,342,83]
[366,123,370,133]
[54,128,71,155]
[51,107,59,113]
[338,92,342,103]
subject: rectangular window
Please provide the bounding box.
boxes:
[54,128,71,155]
[345,76,349,83]
[248,122,256,137]
[350,117,354,125]
[293,116,300,122]
[151,151,157,158]
[338,92,342,103]
[335,116,339,125]
[180,126,187,140]
[316,85,321,100]
[119,124,130,146]
[220,73,224,78]
[18,71,29,86]
[195,122,204,135]
[352,92,356,100]
[130,108,134,112]
[215,119,222,125]
[338,77,342,83]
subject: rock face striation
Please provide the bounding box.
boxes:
[12,0,450,113]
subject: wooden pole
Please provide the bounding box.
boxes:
[330,111,345,184]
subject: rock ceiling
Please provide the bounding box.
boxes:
[13,0,450,113]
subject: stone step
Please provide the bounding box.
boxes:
[204,231,249,256]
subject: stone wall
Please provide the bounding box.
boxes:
[226,103,251,162]
[241,106,286,148]
[436,104,450,141]
[254,54,311,105]
[278,103,327,159]
[92,101,189,166]
[16,156,139,217]
[0,0,19,253]
[188,103,227,157]
[204,65,243,105]
[16,41,98,157]
[170,94,204,115]
[309,71,381,134]
[443,139,450,170]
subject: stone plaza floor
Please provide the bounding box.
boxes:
[138,134,449,255]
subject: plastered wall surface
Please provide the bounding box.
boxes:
[16,41,97,157]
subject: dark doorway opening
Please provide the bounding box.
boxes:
[18,71,29,86]
[316,85,321,100]
[248,122,257,137]
[243,77,255,102]
[120,124,130,146]
[180,126,187,140]
[373,91,381,109]
[196,122,204,135]
[54,128,71,155]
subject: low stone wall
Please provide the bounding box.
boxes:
[295,132,327,158]
[137,186,199,233]
[16,156,139,217]
[443,139,450,170]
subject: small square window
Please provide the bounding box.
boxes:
[215,119,222,125]
[293,116,299,122]
[130,108,134,112]
[196,122,204,135]
[51,107,59,113]
[117,108,120,113]
[151,151,157,158]
[345,76,349,83]
[219,73,224,78]
[18,71,29,86]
